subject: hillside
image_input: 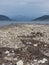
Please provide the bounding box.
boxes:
[0,15,11,21]
[33,15,49,21]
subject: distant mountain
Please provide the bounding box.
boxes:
[13,15,32,21]
[33,15,49,21]
[0,15,11,21]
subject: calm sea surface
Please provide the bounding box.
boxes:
[0,21,49,26]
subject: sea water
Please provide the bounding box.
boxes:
[0,21,49,26]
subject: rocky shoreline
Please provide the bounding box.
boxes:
[0,24,49,65]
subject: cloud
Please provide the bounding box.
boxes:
[0,0,49,17]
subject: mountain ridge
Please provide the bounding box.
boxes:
[0,15,11,21]
[33,15,49,21]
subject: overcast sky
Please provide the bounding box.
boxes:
[0,0,49,18]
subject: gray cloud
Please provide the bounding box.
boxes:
[0,0,49,17]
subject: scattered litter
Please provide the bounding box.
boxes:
[17,60,23,65]
[38,58,47,64]
[44,45,47,47]
[14,58,17,61]
[2,63,5,65]
[5,50,9,54]
[34,59,37,62]
[33,44,38,47]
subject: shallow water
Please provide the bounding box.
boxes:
[0,21,49,26]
